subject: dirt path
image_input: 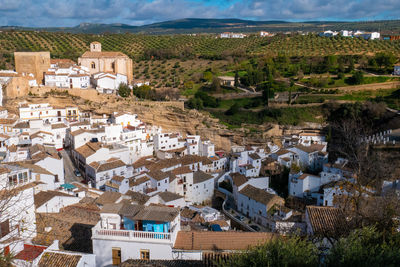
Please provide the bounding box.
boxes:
[336,81,400,92]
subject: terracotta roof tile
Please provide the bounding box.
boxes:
[95,191,122,206]
[89,158,125,172]
[231,172,247,187]
[173,231,277,250]
[130,176,150,187]
[81,51,128,58]
[34,191,75,208]
[239,185,284,208]
[38,251,82,267]
[306,206,348,237]
[75,142,103,158]
[193,171,213,184]
[157,191,183,203]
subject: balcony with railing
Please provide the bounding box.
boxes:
[92,225,172,243]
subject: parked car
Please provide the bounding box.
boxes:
[74,169,81,177]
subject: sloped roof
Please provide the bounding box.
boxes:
[14,244,47,261]
[306,206,348,237]
[230,172,247,187]
[249,153,261,160]
[100,202,125,214]
[95,191,122,206]
[131,205,179,222]
[294,144,325,154]
[132,156,154,169]
[173,231,277,251]
[171,166,192,176]
[34,191,75,208]
[89,158,125,172]
[12,162,55,176]
[180,155,212,166]
[75,142,104,158]
[38,252,81,267]
[157,191,183,203]
[51,123,68,129]
[129,176,150,187]
[148,170,170,181]
[239,185,284,208]
[276,149,291,156]
[125,190,150,205]
[80,51,128,58]
[193,171,213,184]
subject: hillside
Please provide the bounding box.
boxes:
[1,18,400,34]
[1,31,400,63]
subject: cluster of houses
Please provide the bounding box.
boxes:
[219,31,274,39]
[0,100,393,266]
[0,42,136,96]
[319,30,381,40]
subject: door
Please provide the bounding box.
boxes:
[135,221,143,231]
[112,248,121,265]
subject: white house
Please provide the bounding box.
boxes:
[86,158,127,190]
[237,184,284,228]
[104,175,130,194]
[153,132,184,152]
[92,72,128,94]
[45,64,90,89]
[30,240,96,267]
[190,171,215,204]
[288,172,321,198]
[220,32,246,38]
[34,190,80,213]
[260,31,271,37]
[19,103,80,123]
[287,144,328,171]
[0,164,38,256]
[146,191,186,207]
[29,144,65,185]
[111,112,141,128]
[92,203,181,266]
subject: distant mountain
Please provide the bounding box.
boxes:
[140,18,289,29]
[1,18,399,35]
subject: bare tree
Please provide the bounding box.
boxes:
[329,104,400,235]
[0,169,40,266]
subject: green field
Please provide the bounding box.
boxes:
[1,31,400,61]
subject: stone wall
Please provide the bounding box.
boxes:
[4,76,30,98]
[27,86,185,110]
[14,52,50,84]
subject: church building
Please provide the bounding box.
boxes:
[78,42,133,83]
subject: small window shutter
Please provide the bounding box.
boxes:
[0,220,10,238]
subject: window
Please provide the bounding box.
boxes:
[165,179,167,183]
[158,182,160,186]
[0,220,10,238]
[18,173,23,183]
[140,250,150,260]
[91,62,96,69]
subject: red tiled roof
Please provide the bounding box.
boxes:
[174,231,277,251]
[14,244,47,261]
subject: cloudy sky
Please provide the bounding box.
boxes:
[0,0,398,27]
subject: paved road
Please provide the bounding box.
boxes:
[60,149,81,184]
